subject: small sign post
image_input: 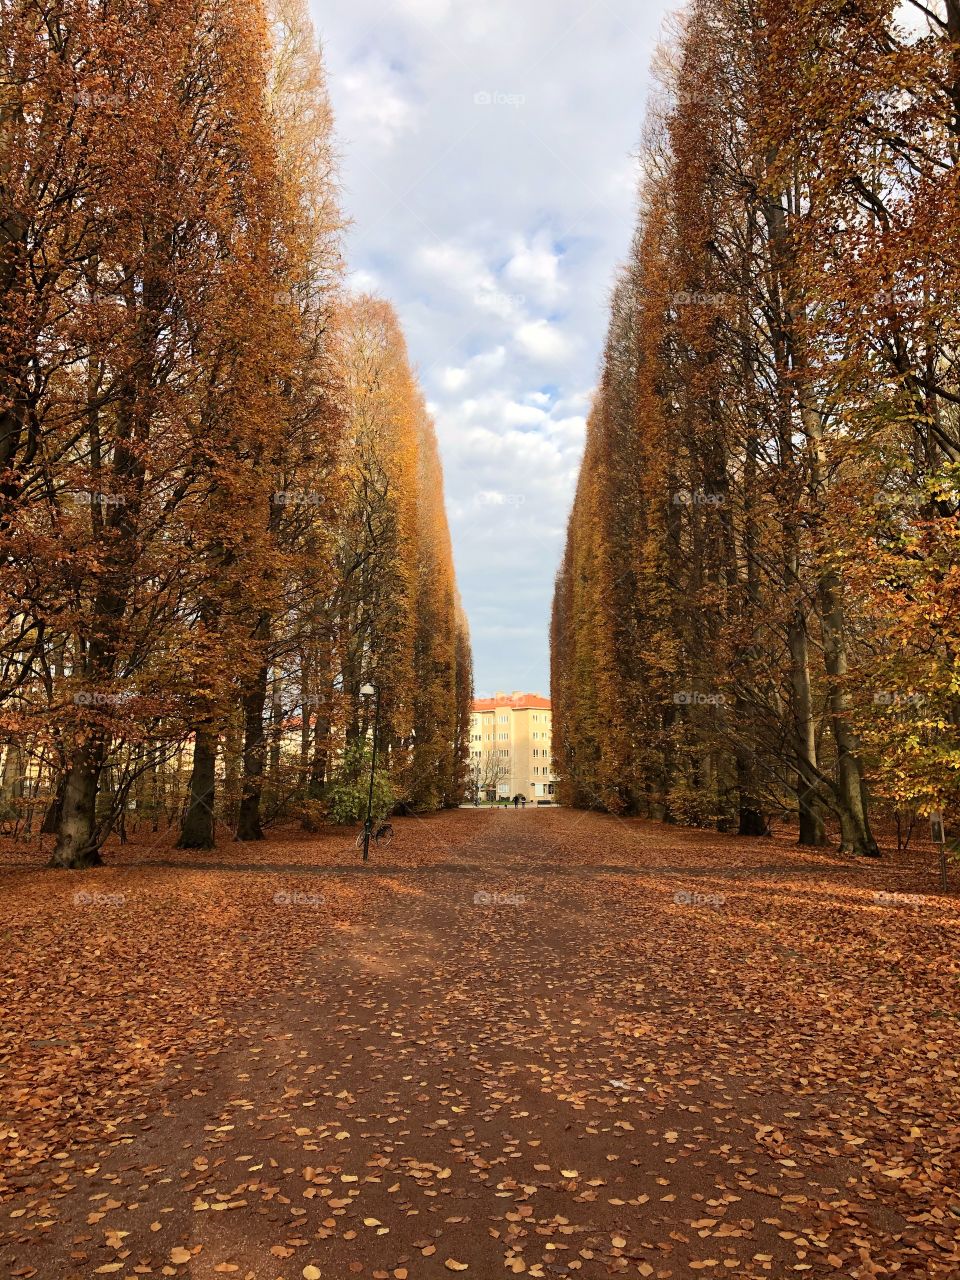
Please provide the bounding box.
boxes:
[930,810,948,892]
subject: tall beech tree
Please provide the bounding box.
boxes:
[0,0,471,863]
[0,0,286,867]
[328,296,470,816]
[553,0,956,853]
[229,0,344,844]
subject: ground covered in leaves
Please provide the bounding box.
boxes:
[0,808,958,1279]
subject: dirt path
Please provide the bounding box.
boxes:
[1,809,958,1279]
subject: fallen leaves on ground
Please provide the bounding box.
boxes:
[0,809,958,1278]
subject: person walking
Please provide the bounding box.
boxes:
[513,794,520,810]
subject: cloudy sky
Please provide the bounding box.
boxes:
[311,0,675,697]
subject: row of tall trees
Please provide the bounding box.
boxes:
[0,0,471,867]
[552,0,960,854]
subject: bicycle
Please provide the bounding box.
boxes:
[355,820,394,851]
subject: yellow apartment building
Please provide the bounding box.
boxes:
[468,692,556,803]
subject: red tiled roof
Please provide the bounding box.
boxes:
[473,693,551,712]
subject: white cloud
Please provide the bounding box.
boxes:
[505,231,565,305]
[502,402,548,428]
[393,0,454,21]
[439,366,469,392]
[439,347,507,393]
[347,267,382,294]
[339,57,417,148]
[516,319,572,363]
[315,0,669,691]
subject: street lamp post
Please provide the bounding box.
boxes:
[359,683,380,862]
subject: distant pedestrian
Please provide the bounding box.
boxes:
[521,795,527,809]
[513,794,520,809]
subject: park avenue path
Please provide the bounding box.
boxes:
[1,807,958,1279]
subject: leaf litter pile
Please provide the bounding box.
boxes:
[0,808,958,1279]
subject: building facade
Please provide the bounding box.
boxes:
[468,692,556,802]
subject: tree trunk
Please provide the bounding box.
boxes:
[236,611,270,841]
[736,745,766,836]
[41,768,66,834]
[0,742,22,812]
[308,711,331,799]
[0,194,29,519]
[223,715,242,820]
[798,791,826,846]
[794,294,880,857]
[50,741,105,868]
[178,722,217,849]
[787,606,827,846]
[816,569,880,856]
[267,675,283,805]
